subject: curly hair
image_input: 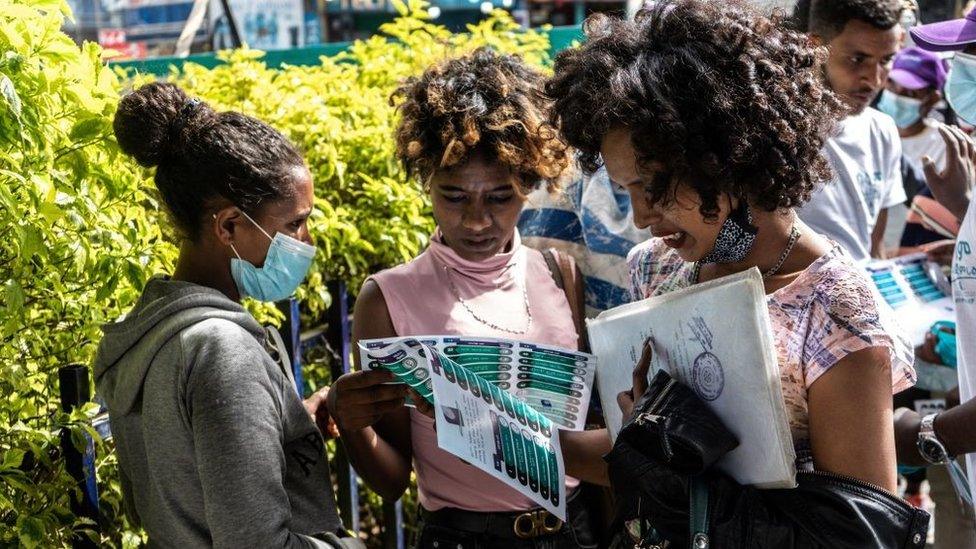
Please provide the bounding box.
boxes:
[546,0,845,220]
[392,47,570,194]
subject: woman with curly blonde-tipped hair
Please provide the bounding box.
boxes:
[325,47,610,548]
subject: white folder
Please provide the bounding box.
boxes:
[587,267,797,489]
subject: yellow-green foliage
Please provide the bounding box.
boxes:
[0,0,172,545]
[1,0,554,545]
[136,0,554,320]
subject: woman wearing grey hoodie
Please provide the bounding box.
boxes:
[94,82,363,548]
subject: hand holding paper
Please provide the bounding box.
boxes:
[326,369,408,432]
[615,337,653,422]
[360,338,570,519]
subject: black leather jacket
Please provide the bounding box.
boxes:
[608,440,930,548]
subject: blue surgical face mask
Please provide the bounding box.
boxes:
[228,210,316,302]
[875,89,924,129]
[946,52,976,125]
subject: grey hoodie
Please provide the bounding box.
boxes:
[94,278,343,548]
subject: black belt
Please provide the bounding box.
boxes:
[419,489,581,540]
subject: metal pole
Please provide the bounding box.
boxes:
[277,297,305,396]
[218,0,245,47]
[382,499,405,549]
[325,280,360,531]
[318,0,330,44]
[574,0,585,25]
[59,364,100,549]
[93,0,103,44]
[174,0,210,57]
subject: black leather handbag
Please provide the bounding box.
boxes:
[607,372,930,548]
[618,371,738,476]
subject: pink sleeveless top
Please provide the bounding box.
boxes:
[369,229,579,512]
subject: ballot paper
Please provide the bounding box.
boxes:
[865,253,955,345]
[359,336,597,431]
[587,268,796,489]
[360,339,566,519]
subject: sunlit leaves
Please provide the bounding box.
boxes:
[1,0,173,545]
[2,0,554,544]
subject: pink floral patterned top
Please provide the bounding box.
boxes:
[627,238,916,469]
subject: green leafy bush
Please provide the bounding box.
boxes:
[0,0,171,545]
[139,0,554,319]
[0,0,555,545]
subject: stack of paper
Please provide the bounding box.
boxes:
[587,268,796,489]
[359,337,597,519]
[360,336,597,431]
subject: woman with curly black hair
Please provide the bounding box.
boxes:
[326,47,608,548]
[548,1,928,547]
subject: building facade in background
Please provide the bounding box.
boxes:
[63,0,966,60]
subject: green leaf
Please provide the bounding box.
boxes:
[3,279,24,312]
[28,0,67,13]
[16,516,45,548]
[19,226,43,259]
[2,448,25,469]
[0,176,17,210]
[37,201,63,223]
[69,117,105,142]
[95,274,118,301]
[390,0,410,16]
[0,73,22,119]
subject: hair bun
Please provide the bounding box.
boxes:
[113,82,208,168]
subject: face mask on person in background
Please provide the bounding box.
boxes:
[876,89,925,128]
[946,52,976,125]
[227,210,316,302]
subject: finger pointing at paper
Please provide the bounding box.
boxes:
[618,337,654,421]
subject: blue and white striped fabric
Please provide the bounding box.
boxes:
[519,168,650,317]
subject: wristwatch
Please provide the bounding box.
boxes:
[917,413,952,465]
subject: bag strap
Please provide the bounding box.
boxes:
[542,248,589,352]
[266,326,298,392]
[689,475,710,549]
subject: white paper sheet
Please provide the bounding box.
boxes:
[587,268,796,489]
[360,336,596,431]
[361,340,567,519]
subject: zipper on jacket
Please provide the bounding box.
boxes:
[802,470,927,547]
[635,377,676,426]
[803,470,901,503]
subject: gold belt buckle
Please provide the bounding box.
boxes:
[513,510,564,539]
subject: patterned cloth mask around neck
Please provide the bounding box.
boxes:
[698,202,758,264]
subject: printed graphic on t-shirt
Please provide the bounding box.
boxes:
[858,170,884,219]
[955,239,976,306]
[287,429,326,477]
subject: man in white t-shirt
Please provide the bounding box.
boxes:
[798,0,907,261]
